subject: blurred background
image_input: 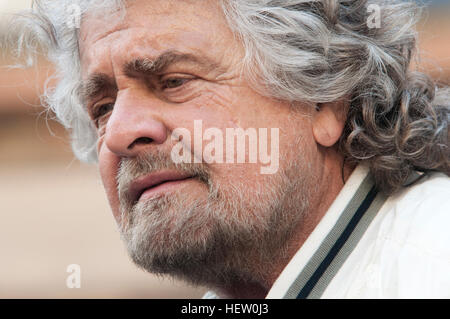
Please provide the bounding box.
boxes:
[0,0,449,298]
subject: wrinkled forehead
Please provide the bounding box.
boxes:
[78,0,233,68]
[76,0,244,86]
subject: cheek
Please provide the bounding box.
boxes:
[98,144,122,222]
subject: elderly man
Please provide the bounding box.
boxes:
[13,0,449,298]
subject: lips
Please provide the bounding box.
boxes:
[128,171,195,203]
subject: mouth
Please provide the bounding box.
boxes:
[128,171,196,204]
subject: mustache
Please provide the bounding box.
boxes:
[117,149,212,207]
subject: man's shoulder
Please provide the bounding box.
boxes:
[373,172,450,297]
[382,172,450,250]
[391,172,449,214]
[326,172,450,298]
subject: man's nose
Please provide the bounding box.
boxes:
[104,90,168,157]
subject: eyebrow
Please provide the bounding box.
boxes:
[81,73,117,105]
[124,51,218,78]
[81,50,219,104]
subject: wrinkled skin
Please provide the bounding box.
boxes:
[79,0,352,298]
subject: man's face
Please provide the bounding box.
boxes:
[79,0,319,286]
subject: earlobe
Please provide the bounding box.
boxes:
[312,101,348,148]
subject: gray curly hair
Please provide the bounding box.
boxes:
[8,0,450,194]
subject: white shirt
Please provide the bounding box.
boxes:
[267,165,450,298]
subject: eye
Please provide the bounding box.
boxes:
[161,77,192,90]
[92,102,114,127]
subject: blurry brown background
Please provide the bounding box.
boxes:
[0,0,449,298]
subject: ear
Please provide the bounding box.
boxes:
[312,100,348,147]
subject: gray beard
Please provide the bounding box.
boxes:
[117,150,314,289]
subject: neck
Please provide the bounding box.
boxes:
[213,151,355,299]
